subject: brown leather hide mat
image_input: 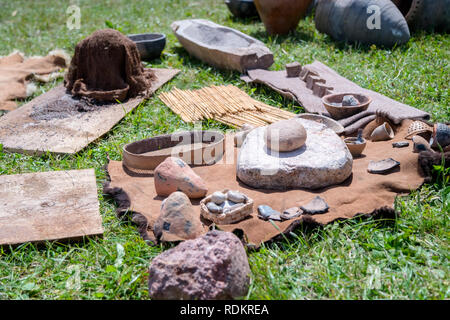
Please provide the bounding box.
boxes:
[0,68,179,155]
[104,120,425,247]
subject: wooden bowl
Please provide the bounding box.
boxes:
[344,137,367,157]
[322,93,372,120]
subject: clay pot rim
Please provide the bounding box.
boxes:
[370,122,395,141]
[122,130,225,170]
[344,137,367,145]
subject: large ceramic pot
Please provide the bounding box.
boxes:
[254,0,313,35]
[391,0,450,32]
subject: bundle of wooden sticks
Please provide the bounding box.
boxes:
[159,85,295,128]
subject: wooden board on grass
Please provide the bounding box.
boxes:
[0,169,103,246]
[0,68,180,155]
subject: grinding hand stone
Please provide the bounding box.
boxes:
[257,205,282,221]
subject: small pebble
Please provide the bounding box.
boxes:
[281,207,302,220]
[211,191,226,205]
[329,102,342,107]
[342,95,359,106]
[300,196,329,214]
[392,141,409,148]
[223,203,244,214]
[227,190,247,203]
[257,205,282,221]
[207,202,223,214]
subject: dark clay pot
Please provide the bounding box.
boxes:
[392,0,450,32]
[225,0,259,19]
[127,33,166,61]
[430,123,450,149]
[254,0,313,35]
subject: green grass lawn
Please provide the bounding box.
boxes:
[0,0,448,299]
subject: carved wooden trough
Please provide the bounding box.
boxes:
[171,19,273,72]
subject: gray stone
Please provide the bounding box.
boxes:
[300,196,329,214]
[237,119,353,190]
[342,95,359,106]
[211,191,226,204]
[148,230,251,300]
[257,205,282,221]
[207,201,223,213]
[392,141,409,148]
[281,207,303,220]
[264,119,307,152]
[223,203,244,214]
[227,190,246,203]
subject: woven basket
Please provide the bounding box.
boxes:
[200,189,253,225]
[405,121,433,139]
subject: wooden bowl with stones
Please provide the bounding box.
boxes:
[322,93,372,120]
[200,189,253,225]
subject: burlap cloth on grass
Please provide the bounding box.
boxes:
[0,50,69,111]
[104,120,425,247]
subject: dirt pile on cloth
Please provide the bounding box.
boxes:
[29,93,104,121]
[64,29,156,102]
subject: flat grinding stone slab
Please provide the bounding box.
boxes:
[0,169,103,246]
[0,68,179,155]
[237,118,353,190]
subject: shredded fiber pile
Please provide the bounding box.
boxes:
[64,29,156,102]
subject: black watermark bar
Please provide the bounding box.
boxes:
[0,300,447,319]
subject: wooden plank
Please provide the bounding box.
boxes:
[0,68,180,155]
[0,169,103,246]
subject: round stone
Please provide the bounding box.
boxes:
[257,205,281,221]
[237,118,353,190]
[211,191,226,205]
[226,190,246,203]
[207,201,223,213]
[264,119,307,152]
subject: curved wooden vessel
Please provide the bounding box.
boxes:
[171,19,273,72]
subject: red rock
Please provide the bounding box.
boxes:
[153,191,204,242]
[148,230,250,300]
[154,157,207,198]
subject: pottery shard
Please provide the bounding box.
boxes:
[154,157,207,198]
[264,119,307,152]
[153,191,204,242]
[238,119,353,190]
[148,230,251,300]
